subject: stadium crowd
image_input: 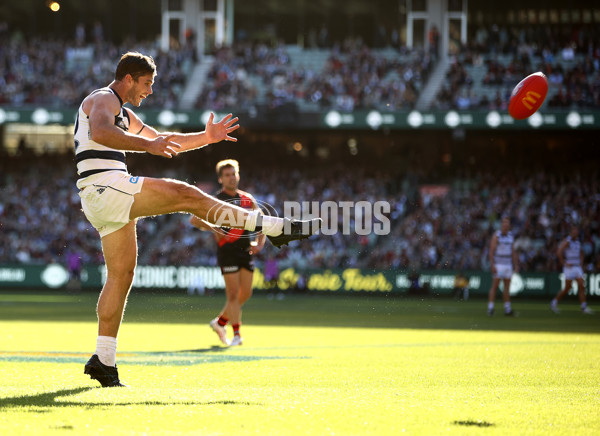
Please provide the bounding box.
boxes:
[435,23,600,111]
[1,153,598,275]
[0,31,193,109]
[2,21,599,113]
[197,39,432,112]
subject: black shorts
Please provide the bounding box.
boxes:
[217,249,254,274]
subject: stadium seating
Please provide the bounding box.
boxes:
[195,40,432,112]
[1,154,598,274]
[433,23,600,110]
[0,37,194,109]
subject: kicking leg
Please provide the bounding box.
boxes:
[130,177,321,246]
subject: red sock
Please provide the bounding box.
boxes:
[232,323,241,337]
[217,316,228,327]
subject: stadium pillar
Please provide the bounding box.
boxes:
[406,0,467,58]
[226,0,234,45]
[160,0,186,52]
[161,0,228,57]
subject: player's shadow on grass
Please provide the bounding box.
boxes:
[0,387,261,411]
[155,346,229,354]
[0,387,93,410]
[453,420,494,428]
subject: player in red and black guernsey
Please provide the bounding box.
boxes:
[190,160,265,346]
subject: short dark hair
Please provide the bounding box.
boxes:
[115,52,156,81]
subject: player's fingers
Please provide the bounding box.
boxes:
[166,139,182,149]
[227,124,240,132]
[225,135,238,142]
[207,112,215,124]
[225,117,239,127]
[220,113,233,123]
[166,146,179,156]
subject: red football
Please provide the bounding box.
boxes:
[508,72,548,120]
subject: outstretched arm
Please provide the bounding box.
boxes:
[128,110,239,153]
[189,215,227,243]
[88,93,181,158]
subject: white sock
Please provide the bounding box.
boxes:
[581,302,588,310]
[96,335,117,367]
[261,215,284,236]
[551,299,558,307]
[504,302,512,313]
[488,302,494,310]
[243,210,259,231]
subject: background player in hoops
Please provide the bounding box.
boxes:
[487,217,518,316]
[77,52,321,387]
[191,160,264,346]
[550,226,594,315]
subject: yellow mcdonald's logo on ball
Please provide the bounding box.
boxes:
[522,91,541,110]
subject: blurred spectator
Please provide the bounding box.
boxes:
[264,255,279,290]
[453,272,469,300]
[196,40,431,112]
[0,152,598,273]
[0,34,193,109]
[435,22,600,111]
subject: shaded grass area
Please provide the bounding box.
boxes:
[0,290,599,333]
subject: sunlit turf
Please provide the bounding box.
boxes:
[0,291,599,435]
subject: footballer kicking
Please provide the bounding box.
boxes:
[76,52,321,387]
[191,160,264,347]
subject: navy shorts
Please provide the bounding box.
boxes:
[217,249,254,274]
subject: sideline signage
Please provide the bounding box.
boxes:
[1,264,599,299]
[0,107,598,130]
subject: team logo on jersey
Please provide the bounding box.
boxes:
[130,176,139,184]
[96,188,106,194]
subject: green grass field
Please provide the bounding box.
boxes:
[1,291,599,435]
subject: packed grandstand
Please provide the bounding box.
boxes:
[0,12,599,279]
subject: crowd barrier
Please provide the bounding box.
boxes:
[1,264,599,298]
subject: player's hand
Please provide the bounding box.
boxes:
[205,112,240,144]
[249,241,264,255]
[148,134,181,158]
